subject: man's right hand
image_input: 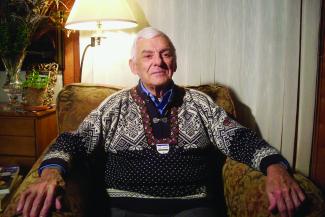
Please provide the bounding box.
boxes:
[16,168,65,217]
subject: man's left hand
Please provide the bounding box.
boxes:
[266,164,305,217]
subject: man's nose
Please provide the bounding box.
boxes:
[153,54,163,66]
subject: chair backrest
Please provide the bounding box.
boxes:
[56,83,236,133]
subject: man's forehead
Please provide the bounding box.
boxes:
[136,35,173,51]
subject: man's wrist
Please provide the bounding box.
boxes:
[40,167,66,188]
[260,154,291,175]
[38,164,66,176]
[277,161,289,170]
[41,167,61,177]
[266,162,291,176]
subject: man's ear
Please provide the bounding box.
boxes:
[129,59,137,75]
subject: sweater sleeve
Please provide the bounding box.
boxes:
[191,90,290,174]
[39,91,123,175]
[39,108,105,174]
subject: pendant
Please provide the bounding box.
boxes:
[156,143,170,154]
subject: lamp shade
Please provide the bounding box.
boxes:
[65,0,137,30]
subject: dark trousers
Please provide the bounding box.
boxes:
[110,207,217,217]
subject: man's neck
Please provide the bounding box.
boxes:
[141,81,173,98]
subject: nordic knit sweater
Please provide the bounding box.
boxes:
[40,84,289,214]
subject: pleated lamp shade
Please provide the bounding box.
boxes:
[65,0,137,30]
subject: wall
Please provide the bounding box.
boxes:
[80,0,321,175]
[296,0,321,175]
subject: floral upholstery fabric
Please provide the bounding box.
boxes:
[3,83,324,217]
[56,83,122,133]
[223,159,325,217]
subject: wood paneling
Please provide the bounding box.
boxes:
[62,0,81,85]
[311,0,325,191]
[63,31,80,84]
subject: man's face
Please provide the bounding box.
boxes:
[129,35,177,90]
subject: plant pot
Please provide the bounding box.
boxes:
[24,88,47,107]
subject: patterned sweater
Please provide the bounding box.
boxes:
[40,85,288,214]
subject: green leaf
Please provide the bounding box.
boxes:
[22,69,49,89]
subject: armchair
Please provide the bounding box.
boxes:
[3,83,325,217]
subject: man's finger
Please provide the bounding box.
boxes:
[55,195,63,211]
[267,192,277,211]
[39,185,56,217]
[295,186,306,202]
[30,188,46,217]
[290,188,302,208]
[22,192,36,217]
[283,189,294,217]
[276,192,288,217]
[17,189,30,213]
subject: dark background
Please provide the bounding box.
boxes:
[0,29,64,71]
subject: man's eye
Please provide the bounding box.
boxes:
[162,52,173,58]
[143,55,152,59]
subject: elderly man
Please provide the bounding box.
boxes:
[17,27,305,217]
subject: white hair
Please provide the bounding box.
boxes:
[130,27,176,60]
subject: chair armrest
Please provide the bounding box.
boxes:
[223,158,325,217]
[2,139,81,217]
[2,138,108,217]
[223,158,269,217]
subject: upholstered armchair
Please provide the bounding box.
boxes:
[3,83,325,217]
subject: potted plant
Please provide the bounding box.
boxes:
[22,69,50,107]
[0,0,65,105]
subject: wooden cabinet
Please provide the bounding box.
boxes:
[0,108,58,174]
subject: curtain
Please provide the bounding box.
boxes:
[80,0,320,175]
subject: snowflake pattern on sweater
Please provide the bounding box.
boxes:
[41,85,286,199]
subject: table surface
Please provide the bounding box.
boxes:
[0,104,56,117]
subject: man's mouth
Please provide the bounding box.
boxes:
[151,71,165,75]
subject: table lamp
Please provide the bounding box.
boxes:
[65,0,137,79]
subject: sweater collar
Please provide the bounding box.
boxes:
[138,81,174,115]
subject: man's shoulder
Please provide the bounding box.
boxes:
[97,88,133,111]
[107,88,131,100]
[183,87,213,103]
